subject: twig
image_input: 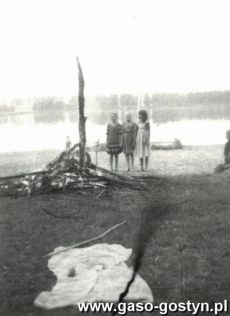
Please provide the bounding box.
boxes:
[0,170,47,181]
[96,188,105,200]
[44,220,127,257]
[41,208,78,220]
[90,164,136,181]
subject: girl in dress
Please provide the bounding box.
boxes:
[135,110,151,171]
[122,113,137,171]
[106,113,122,171]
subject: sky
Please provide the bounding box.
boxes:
[0,0,230,98]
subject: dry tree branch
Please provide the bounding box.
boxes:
[44,220,127,258]
[96,188,106,200]
[41,208,79,220]
[77,57,86,170]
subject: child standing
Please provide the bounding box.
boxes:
[224,129,230,164]
[135,110,151,171]
[122,113,137,171]
[106,113,122,171]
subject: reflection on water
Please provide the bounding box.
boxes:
[34,111,65,124]
[0,111,229,153]
[0,116,8,125]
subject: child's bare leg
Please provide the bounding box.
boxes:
[145,157,149,170]
[140,158,144,171]
[130,154,134,170]
[115,154,118,171]
[125,154,130,171]
[110,154,114,171]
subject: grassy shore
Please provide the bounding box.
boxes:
[0,146,229,315]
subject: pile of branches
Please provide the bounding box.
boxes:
[0,144,144,197]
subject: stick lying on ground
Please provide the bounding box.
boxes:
[96,188,106,200]
[0,170,47,181]
[41,208,79,220]
[44,220,127,257]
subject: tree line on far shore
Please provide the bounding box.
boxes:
[1,90,230,123]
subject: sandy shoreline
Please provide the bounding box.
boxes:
[0,144,224,177]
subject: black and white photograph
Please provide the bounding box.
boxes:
[0,0,230,315]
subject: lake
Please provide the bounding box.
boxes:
[0,112,229,153]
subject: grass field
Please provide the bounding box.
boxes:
[0,146,230,316]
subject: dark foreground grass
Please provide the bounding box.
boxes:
[1,172,230,316]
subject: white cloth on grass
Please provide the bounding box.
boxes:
[34,243,153,309]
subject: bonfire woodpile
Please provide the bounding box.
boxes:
[0,144,144,197]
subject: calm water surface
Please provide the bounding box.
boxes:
[0,112,229,153]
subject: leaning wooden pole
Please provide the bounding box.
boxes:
[77,57,86,170]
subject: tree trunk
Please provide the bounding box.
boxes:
[77,57,86,170]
